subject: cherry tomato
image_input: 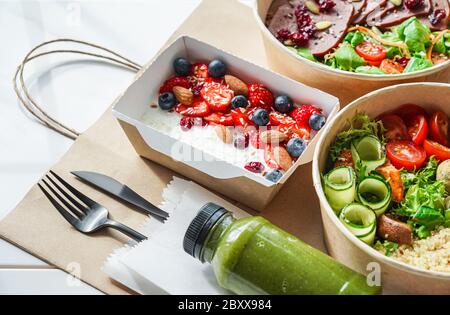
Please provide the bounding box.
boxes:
[404,114,428,146]
[394,104,426,120]
[379,59,404,74]
[175,100,210,117]
[423,139,450,162]
[386,140,427,171]
[366,59,382,67]
[269,111,295,126]
[356,41,386,62]
[201,82,234,111]
[378,114,410,141]
[203,112,234,126]
[428,111,450,147]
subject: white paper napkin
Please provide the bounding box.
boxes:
[103,177,249,295]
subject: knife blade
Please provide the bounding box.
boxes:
[71,171,169,222]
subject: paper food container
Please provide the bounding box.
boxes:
[112,36,339,211]
[312,82,450,294]
[253,0,450,106]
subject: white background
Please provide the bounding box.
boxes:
[0,0,253,295]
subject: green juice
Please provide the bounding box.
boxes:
[184,203,381,295]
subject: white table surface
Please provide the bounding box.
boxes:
[0,0,253,295]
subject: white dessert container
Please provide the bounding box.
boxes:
[253,0,450,106]
[113,36,339,211]
[312,82,450,294]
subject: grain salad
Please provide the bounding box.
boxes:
[387,227,450,273]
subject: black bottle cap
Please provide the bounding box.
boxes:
[183,202,229,262]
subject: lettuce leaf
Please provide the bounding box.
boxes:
[397,17,431,54]
[403,57,433,73]
[334,43,366,71]
[355,66,386,74]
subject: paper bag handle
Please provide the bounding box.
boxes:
[13,39,142,140]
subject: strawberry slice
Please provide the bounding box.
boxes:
[278,123,311,140]
[269,111,295,126]
[231,108,252,127]
[247,128,265,149]
[175,99,210,117]
[191,63,209,78]
[204,112,234,126]
[159,76,190,94]
[264,144,281,170]
[201,82,234,111]
[290,105,322,127]
[248,84,274,111]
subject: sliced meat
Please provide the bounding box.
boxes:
[334,149,354,168]
[347,0,368,19]
[420,0,450,31]
[376,161,404,203]
[367,0,433,28]
[378,214,413,245]
[267,0,354,56]
[353,0,388,24]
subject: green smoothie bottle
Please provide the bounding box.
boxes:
[183,203,381,295]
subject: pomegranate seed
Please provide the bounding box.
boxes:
[244,162,265,173]
[405,0,424,10]
[180,117,194,131]
[429,9,446,25]
[316,0,336,12]
[397,57,410,68]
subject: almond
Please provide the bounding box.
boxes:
[272,146,293,171]
[215,125,233,144]
[224,75,248,97]
[260,130,288,144]
[173,86,193,105]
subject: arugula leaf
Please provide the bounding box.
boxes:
[334,43,366,71]
[329,113,385,162]
[397,17,431,54]
[403,57,433,73]
[296,47,317,62]
[355,66,386,74]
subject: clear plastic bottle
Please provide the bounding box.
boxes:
[183,203,381,295]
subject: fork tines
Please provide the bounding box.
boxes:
[38,170,93,227]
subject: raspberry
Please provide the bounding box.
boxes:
[159,76,189,94]
[405,0,424,10]
[316,0,336,12]
[290,105,322,127]
[248,84,274,110]
[429,9,446,25]
[244,162,265,173]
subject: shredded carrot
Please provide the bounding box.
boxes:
[427,30,450,60]
[347,26,410,57]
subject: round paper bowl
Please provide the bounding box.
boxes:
[312,82,450,294]
[253,0,450,106]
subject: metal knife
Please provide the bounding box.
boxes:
[71,171,169,222]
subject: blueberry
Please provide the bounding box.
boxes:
[286,138,306,158]
[208,59,227,78]
[173,58,191,76]
[274,95,294,113]
[252,108,269,126]
[231,95,248,109]
[158,92,177,110]
[265,170,283,183]
[309,113,326,131]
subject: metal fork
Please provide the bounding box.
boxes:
[38,170,147,242]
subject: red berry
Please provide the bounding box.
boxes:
[248,84,274,110]
[175,99,210,117]
[159,76,190,94]
[429,9,446,25]
[180,117,194,131]
[316,0,336,12]
[277,28,291,41]
[397,57,410,68]
[290,105,322,127]
[244,162,265,173]
[405,0,424,9]
[233,132,250,149]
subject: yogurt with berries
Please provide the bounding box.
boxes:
[140,57,327,183]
